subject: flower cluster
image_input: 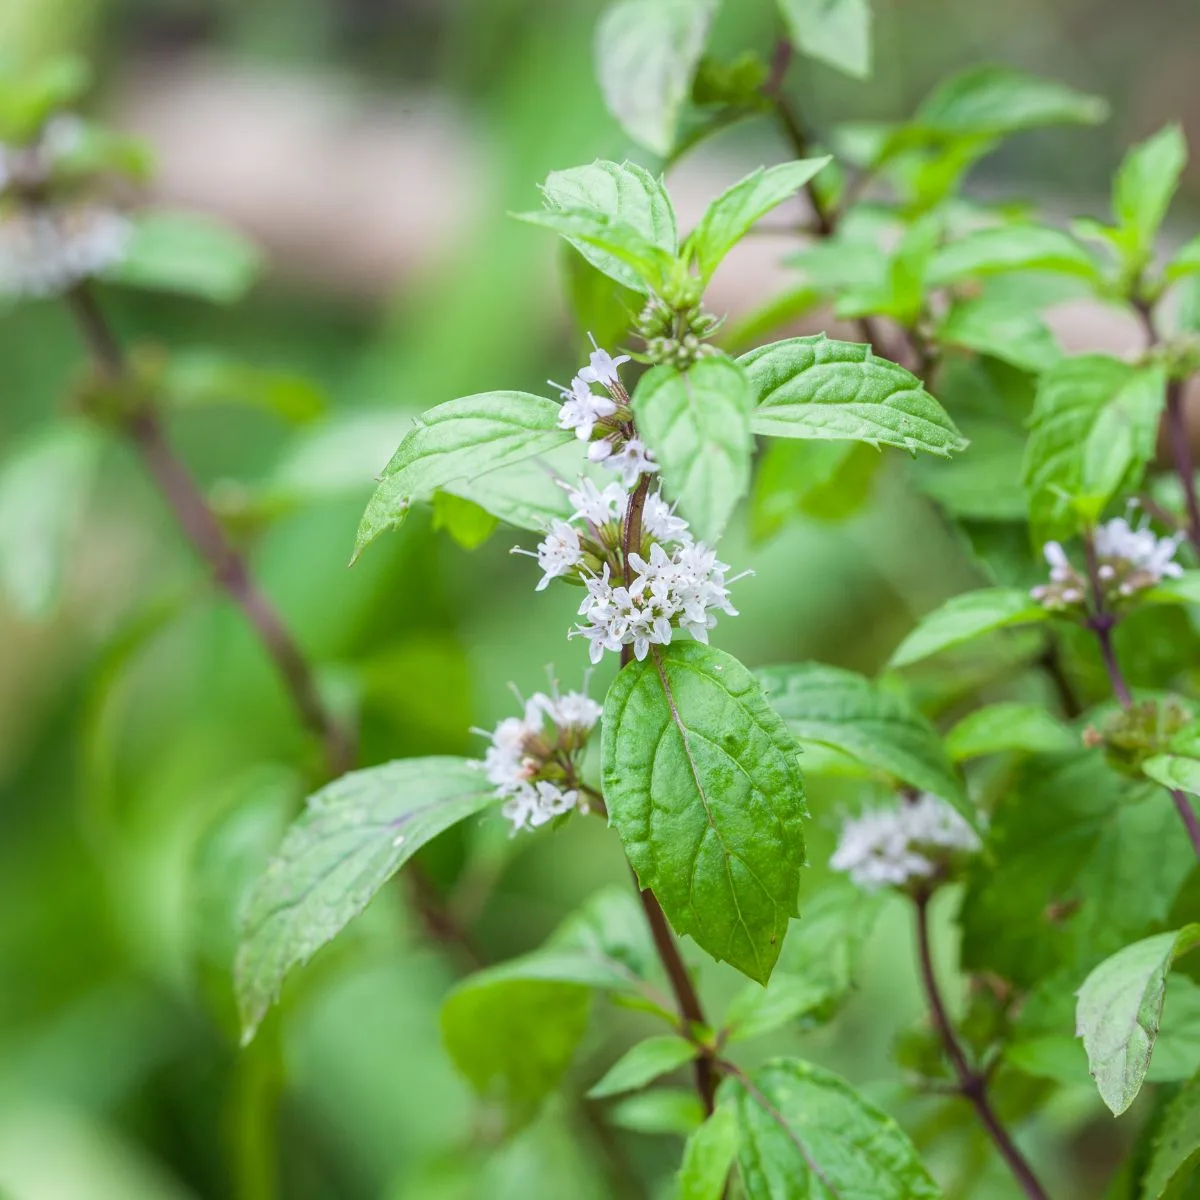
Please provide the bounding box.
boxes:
[552,338,658,488]
[1031,513,1184,611]
[475,686,601,833]
[830,793,981,893]
[0,202,130,299]
[635,292,723,370]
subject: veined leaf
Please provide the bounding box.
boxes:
[1142,1074,1200,1198]
[685,158,830,282]
[928,224,1100,286]
[601,642,807,984]
[587,1034,698,1098]
[1113,124,1187,267]
[353,392,572,561]
[677,1106,740,1200]
[1144,722,1200,798]
[542,160,678,292]
[632,355,753,543]
[756,662,967,814]
[741,335,966,456]
[236,757,497,1042]
[722,1058,941,1198]
[1077,926,1200,1115]
[595,0,718,157]
[937,295,1063,374]
[776,0,872,79]
[889,587,1048,668]
[945,703,1076,761]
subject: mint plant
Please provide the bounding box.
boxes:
[8,2,1200,1195]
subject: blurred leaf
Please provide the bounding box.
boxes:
[1142,1073,1200,1198]
[937,296,1062,374]
[236,758,497,1042]
[776,0,872,79]
[607,1088,706,1135]
[595,0,718,157]
[602,642,807,985]
[944,703,1076,761]
[431,491,500,550]
[0,56,90,142]
[757,662,968,813]
[1165,235,1200,284]
[909,418,1028,521]
[741,335,966,456]
[50,118,154,183]
[587,1034,697,1098]
[0,421,103,619]
[1077,925,1200,1115]
[889,588,1047,668]
[542,160,678,293]
[562,245,641,352]
[162,350,326,424]
[354,393,573,561]
[677,1106,739,1200]
[1024,357,1166,540]
[928,224,1100,287]
[632,355,753,543]
[1112,125,1187,270]
[685,158,830,282]
[721,1058,940,1198]
[913,66,1108,137]
[1144,722,1200,798]
[105,211,263,304]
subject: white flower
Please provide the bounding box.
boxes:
[587,439,614,463]
[538,690,602,731]
[1043,541,1072,581]
[529,519,583,590]
[479,698,545,795]
[564,477,626,528]
[502,780,580,832]
[556,374,617,441]
[1094,516,1183,585]
[602,438,658,488]
[0,203,130,298]
[831,794,981,892]
[578,336,630,388]
[642,491,691,545]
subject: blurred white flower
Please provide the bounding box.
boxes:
[0,203,129,298]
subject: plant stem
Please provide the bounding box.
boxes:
[913,891,1050,1200]
[1166,378,1200,556]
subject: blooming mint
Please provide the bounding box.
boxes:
[830,793,981,893]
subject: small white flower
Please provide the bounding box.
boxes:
[1043,541,1072,581]
[602,438,658,488]
[556,375,617,441]
[564,477,626,528]
[577,335,630,389]
[1094,516,1183,582]
[538,690,602,731]
[587,438,614,463]
[502,780,580,832]
[0,203,130,298]
[530,519,583,591]
[831,794,981,892]
[642,492,691,545]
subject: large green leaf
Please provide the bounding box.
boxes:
[888,587,1048,668]
[1142,1074,1200,1198]
[1077,926,1200,1115]
[235,757,497,1041]
[686,159,830,283]
[601,642,807,984]
[944,703,1076,762]
[740,335,966,456]
[105,210,263,304]
[595,0,717,156]
[353,392,573,560]
[722,1058,941,1198]
[677,1107,740,1200]
[541,160,678,292]
[1024,356,1166,539]
[776,0,872,79]
[936,296,1063,374]
[0,422,104,619]
[632,356,753,543]
[1112,124,1187,268]
[587,1034,698,1098]
[756,662,967,814]
[928,224,1100,287]
[913,66,1108,136]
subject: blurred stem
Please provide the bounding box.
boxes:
[912,890,1050,1200]
[63,282,485,959]
[1166,379,1200,555]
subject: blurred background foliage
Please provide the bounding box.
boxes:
[1,0,1199,1196]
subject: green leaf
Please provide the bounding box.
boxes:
[756,662,968,815]
[1144,722,1200,798]
[1146,572,1200,607]
[913,66,1109,137]
[162,350,326,423]
[944,703,1076,762]
[588,1035,698,1098]
[741,335,966,456]
[0,56,91,142]
[722,1058,941,1198]
[685,158,830,282]
[105,210,263,304]
[928,224,1100,287]
[1076,925,1200,1115]
[0,422,103,619]
[1024,356,1166,539]
[514,207,673,292]
[1113,125,1187,266]
[677,1106,740,1200]
[608,1088,706,1135]
[632,356,753,542]
[749,438,880,541]
[724,884,882,1042]
[431,491,500,550]
[776,0,872,79]
[937,296,1063,374]
[235,757,497,1042]
[1165,235,1200,284]
[353,392,573,561]
[595,0,718,157]
[601,641,807,984]
[542,160,678,293]
[889,587,1048,668]
[1142,1074,1200,1199]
